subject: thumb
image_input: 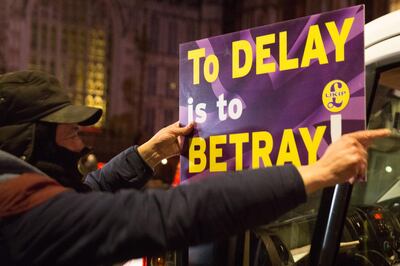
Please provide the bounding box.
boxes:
[346,128,391,146]
[169,121,195,136]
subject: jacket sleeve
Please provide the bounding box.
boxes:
[84,146,154,192]
[1,165,307,266]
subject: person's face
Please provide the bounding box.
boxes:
[55,123,85,152]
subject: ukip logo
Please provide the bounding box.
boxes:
[322,79,350,113]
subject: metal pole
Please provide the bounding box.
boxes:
[309,183,353,266]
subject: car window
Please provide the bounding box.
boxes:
[352,66,400,205]
[251,66,400,266]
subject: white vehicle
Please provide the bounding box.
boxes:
[247,10,400,266]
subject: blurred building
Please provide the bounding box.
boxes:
[230,0,390,31]
[0,0,396,160]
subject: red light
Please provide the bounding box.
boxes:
[97,162,105,169]
[172,162,181,187]
[373,213,383,220]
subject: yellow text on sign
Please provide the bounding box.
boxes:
[231,17,354,78]
[188,126,327,173]
[187,18,354,84]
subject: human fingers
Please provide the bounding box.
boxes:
[178,135,185,150]
[347,156,367,184]
[356,154,367,176]
[347,146,368,182]
[348,177,356,184]
[346,128,391,146]
[319,136,367,184]
[321,133,365,162]
[167,122,195,137]
[351,136,368,159]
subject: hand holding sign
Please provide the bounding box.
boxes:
[298,128,391,195]
[138,122,194,169]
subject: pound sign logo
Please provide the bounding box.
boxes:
[322,79,350,113]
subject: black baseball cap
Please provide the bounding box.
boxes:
[0,70,102,126]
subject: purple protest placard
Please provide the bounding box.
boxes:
[179,6,365,181]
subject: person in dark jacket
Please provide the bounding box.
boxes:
[0,70,191,192]
[0,70,391,265]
